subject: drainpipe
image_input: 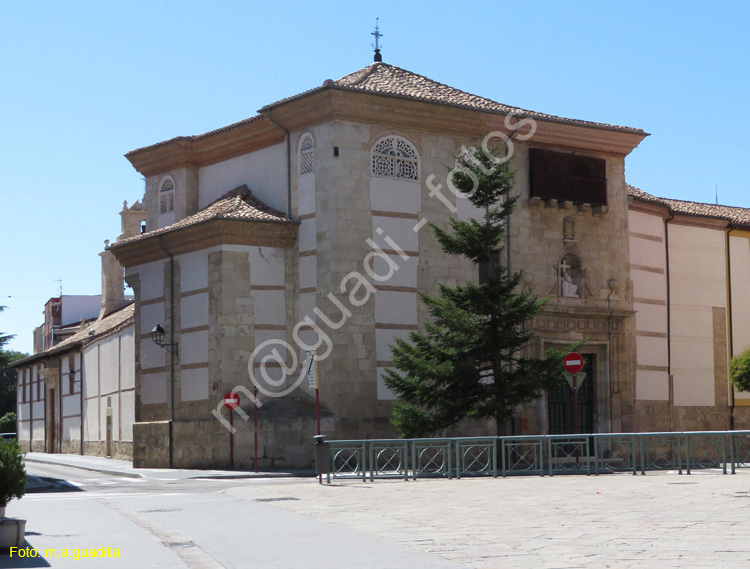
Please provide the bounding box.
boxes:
[664,209,674,429]
[58,356,63,453]
[726,225,735,430]
[265,108,292,218]
[157,236,176,469]
[79,350,85,455]
[29,368,33,451]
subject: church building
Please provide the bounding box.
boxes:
[16,54,750,469]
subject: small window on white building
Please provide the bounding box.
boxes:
[372,136,419,181]
[299,134,314,175]
[159,179,175,214]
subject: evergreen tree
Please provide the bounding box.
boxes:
[0,307,25,417]
[384,144,567,437]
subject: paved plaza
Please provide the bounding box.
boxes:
[8,455,750,568]
[227,470,750,568]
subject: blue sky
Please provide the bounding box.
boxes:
[2,1,749,354]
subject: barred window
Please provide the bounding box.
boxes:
[299,134,314,175]
[371,136,419,181]
[159,179,175,214]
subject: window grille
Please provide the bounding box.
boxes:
[159,179,175,214]
[299,134,314,175]
[371,136,419,181]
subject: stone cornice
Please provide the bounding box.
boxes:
[110,218,298,267]
[291,89,646,156]
[125,87,648,177]
[629,197,744,230]
[126,120,285,177]
[670,213,729,230]
[628,198,671,219]
[538,304,635,319]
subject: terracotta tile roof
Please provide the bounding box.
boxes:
[131,63,645,157]
[111,185,293,248]
[628,184,750,226]
[10,304,135,367]
[262,62,646,135]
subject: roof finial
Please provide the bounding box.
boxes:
[371,18,383,62]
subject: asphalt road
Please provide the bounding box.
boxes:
[2,463,461,569]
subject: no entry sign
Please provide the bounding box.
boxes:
[223,392,240,410]
[563,352,584,374]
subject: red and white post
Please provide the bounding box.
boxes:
[223,392,241,469]
[563,352,585,435]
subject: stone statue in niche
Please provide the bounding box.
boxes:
[558,254,583,298]
[561,270,578,297]
[563,216,575,240]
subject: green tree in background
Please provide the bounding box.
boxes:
[384,144,567,437]
[730,346,750,393]
[0,307,26,421]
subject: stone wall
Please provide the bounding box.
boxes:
[82,441,133,461]
[132,421,170,468]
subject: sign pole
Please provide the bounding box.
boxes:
[230,407,234,470]
[573,373,578,435]
[254,385,258,474]
[315,352,321,437]
[305,350,322,483]
[314,351,321,484]
[562,351,584,437]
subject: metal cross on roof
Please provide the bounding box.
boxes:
[371,18,383,62]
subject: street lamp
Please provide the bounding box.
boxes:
[151,324,177,354]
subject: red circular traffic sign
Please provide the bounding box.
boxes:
[563,352,584,374]
[223,392,240,410]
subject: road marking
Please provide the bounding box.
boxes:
[99,499,227,568]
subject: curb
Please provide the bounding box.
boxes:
[24,456,144,479]
[24,455,315,480]
[186,472,305,480]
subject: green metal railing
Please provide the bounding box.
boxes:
[323,430,750,482]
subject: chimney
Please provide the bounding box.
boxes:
[98,200,147,319]
[99,241,126,319]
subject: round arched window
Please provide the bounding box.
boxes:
[159,179,175,214]
[371,136,419,181]
[299,134,314,175]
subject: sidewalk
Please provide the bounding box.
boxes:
[225,470,750,568]
[24,452,309,480]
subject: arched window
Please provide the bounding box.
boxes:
[159,178,175,214]
[299,134,314,175]
[371,136,419,181]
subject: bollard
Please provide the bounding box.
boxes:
[313,435,331,483]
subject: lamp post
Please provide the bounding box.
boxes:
[151,323,178,468]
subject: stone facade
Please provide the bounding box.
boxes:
[103,61,750,470]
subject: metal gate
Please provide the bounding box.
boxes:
[548,354,595,434]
